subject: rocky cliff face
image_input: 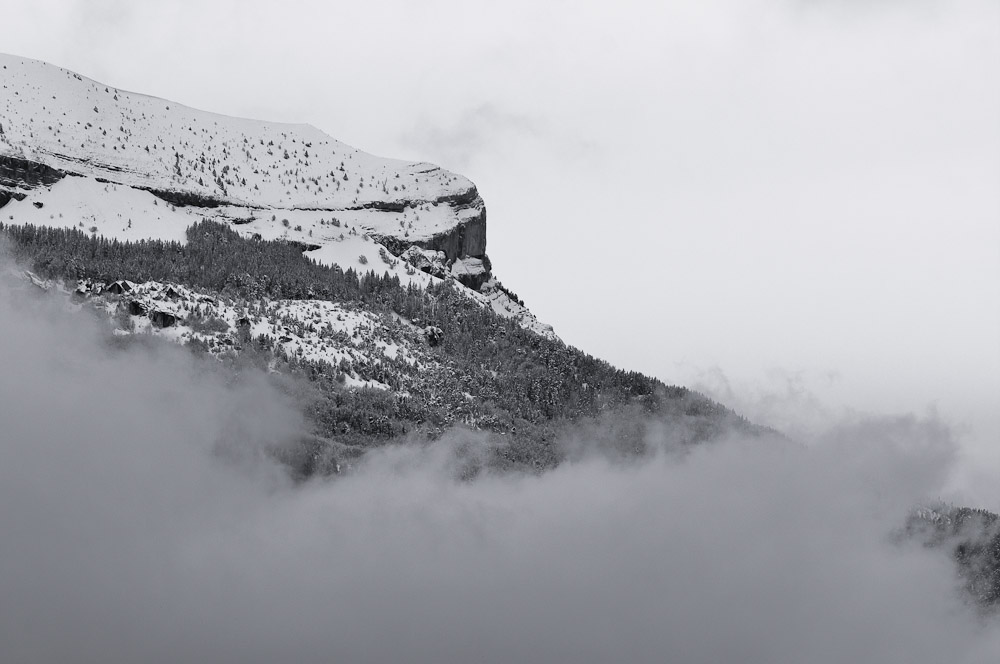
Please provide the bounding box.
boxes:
[366,185,486,258]
[368,183,490,288]
[0,154,65,192]
[421,206,487,260]
[372,199,489,288]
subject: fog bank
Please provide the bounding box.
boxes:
[1,271,998,663]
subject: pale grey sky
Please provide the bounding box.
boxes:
[5,0,999,498]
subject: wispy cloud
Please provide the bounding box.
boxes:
[400,102,601,171]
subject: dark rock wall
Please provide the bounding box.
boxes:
[137,186,228,209]
[0,189,26,208]
[0,153,229,209]
[0,154,65,190]
[365,186,487,262]
[416,208,487,261]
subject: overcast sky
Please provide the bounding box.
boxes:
[4,0,999,497]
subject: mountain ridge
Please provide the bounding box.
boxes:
[0,53,769,474]
[0,52,556,336]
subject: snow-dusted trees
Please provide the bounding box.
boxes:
[0,218,749,474]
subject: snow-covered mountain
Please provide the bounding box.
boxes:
[0,53,551,336]
[1,52,763,478]
[3,53,996,624]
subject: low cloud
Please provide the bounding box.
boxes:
[680,364,847,439]
[400,103,601,172]
[0,264,998,663]
[400,104,544,171]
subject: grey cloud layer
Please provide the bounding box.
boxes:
[1,268,998,663]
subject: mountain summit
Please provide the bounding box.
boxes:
[0,53,550,331]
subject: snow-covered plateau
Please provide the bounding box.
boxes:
[0,53,554,339]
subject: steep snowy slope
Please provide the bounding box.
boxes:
[0,53,550,333]
[0,54,476,216]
